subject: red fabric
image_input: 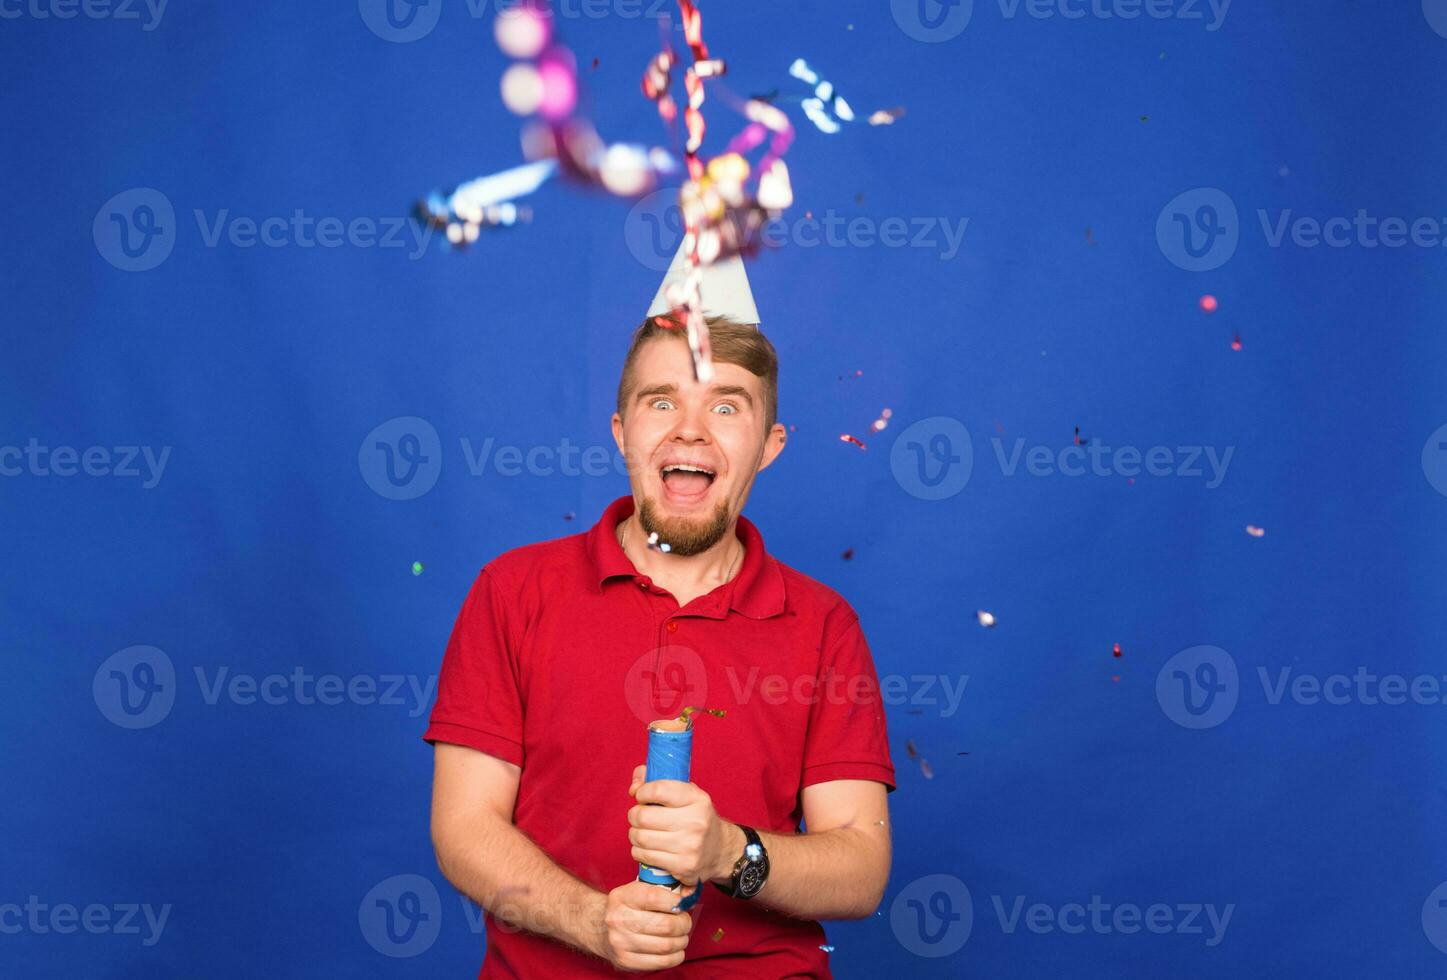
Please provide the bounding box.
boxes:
[425,496,895,978]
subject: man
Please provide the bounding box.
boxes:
[426,250,895,977]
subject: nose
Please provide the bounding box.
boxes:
[668,401,711,445]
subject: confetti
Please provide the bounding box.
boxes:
[415,160,553,246]
[711,928,725,941]
[563,511,576,521]
[788,58,855,134]
[679,705,727,723]
[646,530,673,553]
[1246,525,1266,538]
[819,944,836,953]
[1084,226,1097,246]
[919,759,934,780]
[1139,114,1149,123]
[1199,294,1218,313]
[870,407,892,432]
[905,739,918,760]
[1231,333,1243,351]
[839,433,867,451]
[411,561,424,576]
[976,610,996,628]
[1112,675,1121,683]
[868,106,906,126]
[1113,643,1122,658]
[841,548,854,561]
[1073,426,1087,447]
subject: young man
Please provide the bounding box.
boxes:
[426,253,895,977]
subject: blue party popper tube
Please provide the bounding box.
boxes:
[638,717,693,887]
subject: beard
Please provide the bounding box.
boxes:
[638,497,733,557]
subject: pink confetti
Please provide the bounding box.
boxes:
[1199,294,1218,313]
[839,433,867,451]
[1246,525,1265,537]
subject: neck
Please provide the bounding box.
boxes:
[616,512,745,599]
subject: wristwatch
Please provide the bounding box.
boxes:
[715,825,770,900]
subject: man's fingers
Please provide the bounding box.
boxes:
[628,803,688,831]
[616,949,687,972]
[628,827,679,850]
[633,779,695,807]
[632,846,686,873]
[622,881,692,914]
[621,907,693,938]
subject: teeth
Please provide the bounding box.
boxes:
[663,464,715,475]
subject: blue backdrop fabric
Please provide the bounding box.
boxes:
[3,1,1447,977]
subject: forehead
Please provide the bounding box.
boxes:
[630,334,763,397]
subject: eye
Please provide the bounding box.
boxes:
[712,402,738,415]
[650,398,676,411]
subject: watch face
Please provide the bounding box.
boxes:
[738,857,769,897]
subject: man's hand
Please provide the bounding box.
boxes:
[598,879,697,972]
[627,765,743,886]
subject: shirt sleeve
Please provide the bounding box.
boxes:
[422,566,526,767]
[801,610,896,792]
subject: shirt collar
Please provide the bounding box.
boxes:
[585,495,786,620]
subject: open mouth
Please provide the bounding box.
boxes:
[660,463,717,503]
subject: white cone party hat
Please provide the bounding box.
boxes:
[646,240,760,325]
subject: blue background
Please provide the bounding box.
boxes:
[3,0,1446,976]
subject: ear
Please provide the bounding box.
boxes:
[611,411,625,456]
[755,422,788,473]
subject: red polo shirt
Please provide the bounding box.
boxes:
[425,496,895,978]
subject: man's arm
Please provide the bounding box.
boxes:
[432,743,696,970]
[627,774,891,920]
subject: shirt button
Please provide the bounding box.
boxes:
[667,621,678,633]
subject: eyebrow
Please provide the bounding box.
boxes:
[634,383,755,406]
